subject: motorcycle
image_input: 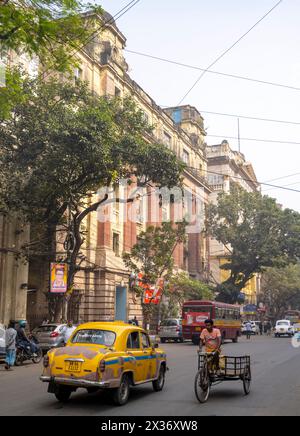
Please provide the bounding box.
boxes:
[15,335,43,366]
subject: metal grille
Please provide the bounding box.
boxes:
[198,353,250,376]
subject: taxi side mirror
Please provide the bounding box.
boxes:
[153,343,159,349]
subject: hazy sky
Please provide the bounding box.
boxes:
[91,0,300,211]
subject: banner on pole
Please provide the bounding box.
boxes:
[50,263,68,294]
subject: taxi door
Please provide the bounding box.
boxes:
[126,331,145,383]
[140,332,157,380]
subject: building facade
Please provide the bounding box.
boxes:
[206,140,261,304]
[64,13,213,325]
[0,215,30,325]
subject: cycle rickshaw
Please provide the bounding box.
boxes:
[194,352,252,403]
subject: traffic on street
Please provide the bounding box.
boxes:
[1,335,300,416]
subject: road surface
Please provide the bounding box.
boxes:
[1,335,299,416]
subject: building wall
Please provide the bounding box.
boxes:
[70,14,212,325]
[0,215,30,325]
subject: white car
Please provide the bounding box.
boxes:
[241,321,259,335]
[0,324,6,360]
[274,320,294,337]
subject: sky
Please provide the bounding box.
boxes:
[89,0,300,211]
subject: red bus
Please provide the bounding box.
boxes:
[182,300,242,345]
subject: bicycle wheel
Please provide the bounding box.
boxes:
[194,365,210,404]
[243,365,251,395]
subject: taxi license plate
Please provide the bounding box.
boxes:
[65,361,82,373]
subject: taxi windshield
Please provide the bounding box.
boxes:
[71,329,116,347]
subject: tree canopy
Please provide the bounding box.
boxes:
[0,77,185,301]
[0,1,101,71]
[163,272,213,318]
[260,264,300,321]
[207,184,300,303]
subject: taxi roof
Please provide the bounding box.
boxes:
[76,321,144,334]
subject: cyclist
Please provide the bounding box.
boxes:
[199,319,222,373]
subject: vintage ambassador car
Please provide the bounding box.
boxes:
[40,322,167,406]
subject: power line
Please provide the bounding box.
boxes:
[125,49,300,94]
[262,180,300,193]
[195,110,300,127]
[264,172,300,183]
[206,134,300,146]
[44,0,141,77]
[188,167,300,194]
[177,0,284,105]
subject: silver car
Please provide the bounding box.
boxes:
[159,319,183,343]
[33,324,67,353]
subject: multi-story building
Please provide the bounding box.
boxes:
[23,11,212,327]
[206,140,261,304]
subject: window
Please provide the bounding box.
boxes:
[163,131,172,147]
[141,333,150,349]
[72,329,116,347]
[115,86,121,97]
[182,150,190,165]
[74,67,83,84]
[127,332,140,349]
[142,111,149,125]
[113,233,120,256]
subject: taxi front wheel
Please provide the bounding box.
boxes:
[112,374,130,406]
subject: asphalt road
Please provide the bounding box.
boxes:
[1,335,300,416]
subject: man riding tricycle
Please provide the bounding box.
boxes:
[195,319,251,404]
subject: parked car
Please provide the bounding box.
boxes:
[40,322,167,406]
[33,324,67,354]
[0,324,6,360]
[241,321,259,336]
[274,320,295,337]
[158,319,183,343]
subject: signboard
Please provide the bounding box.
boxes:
[243,304,257,315]
[185,312,210,326]
[142,277,164,305]
[50,263,68,294]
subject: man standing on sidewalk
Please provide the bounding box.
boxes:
[5,321,17,370]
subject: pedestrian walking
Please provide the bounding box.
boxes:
[245,321,253,340]
[5,321,17,370]
[259,322,263,336]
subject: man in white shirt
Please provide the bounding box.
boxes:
[63,321,77,345]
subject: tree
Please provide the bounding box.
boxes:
[123,222,187,326]
[260,264,300,321]
[162,272,213,318]
[0,1,101,71]
[207,184,300,304]
[0,77,185,320]
[0,2,102,118]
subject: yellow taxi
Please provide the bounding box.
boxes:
[40,322,167,406]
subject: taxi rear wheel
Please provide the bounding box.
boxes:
[112,374,130,406]
[54,386,72,403]
[153,366,166,392]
